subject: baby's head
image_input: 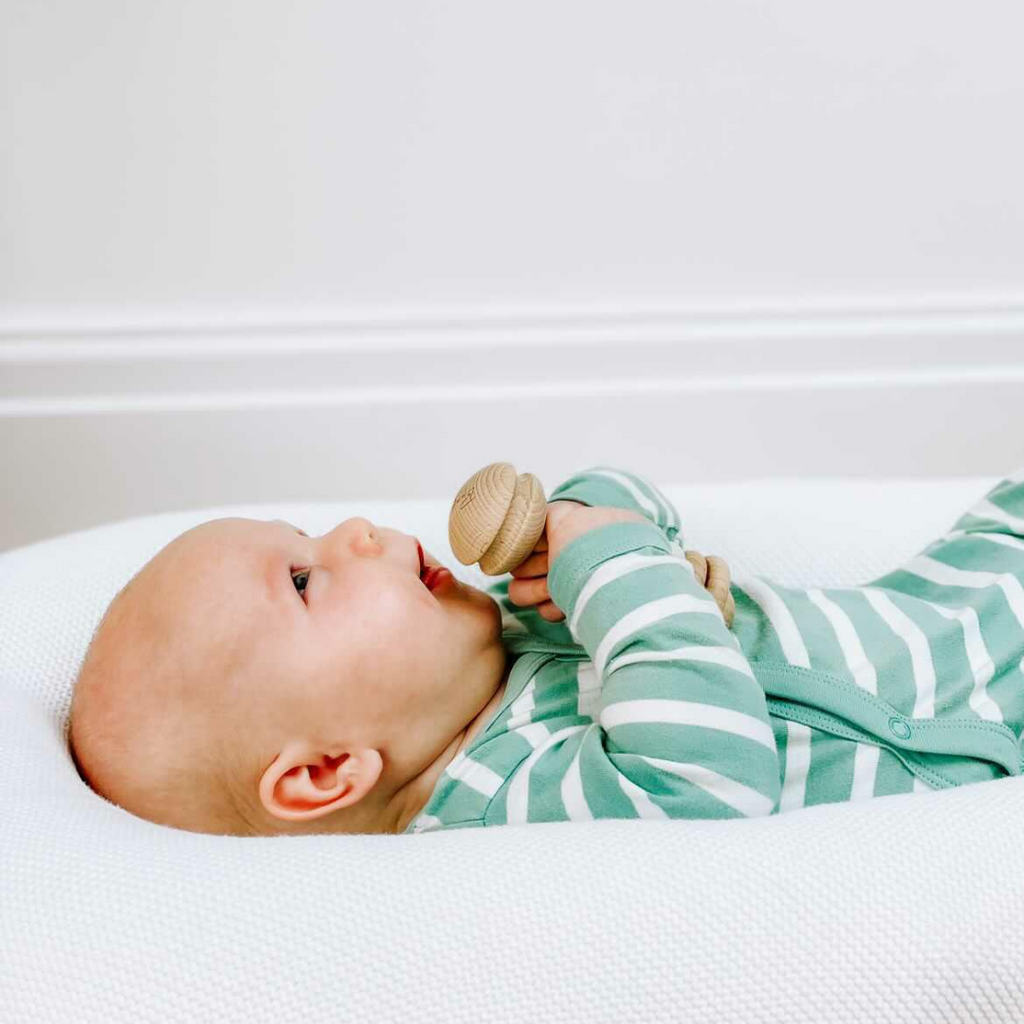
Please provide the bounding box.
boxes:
[68,516,508,836]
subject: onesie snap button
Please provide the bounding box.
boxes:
[889,717,912,740]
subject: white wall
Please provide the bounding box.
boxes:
[2,1,1023,550]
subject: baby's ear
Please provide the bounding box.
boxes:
[258,744,383,823]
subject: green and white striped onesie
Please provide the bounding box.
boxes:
[406,466,1024,832]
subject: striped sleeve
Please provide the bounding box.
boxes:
[547,465,683,546]
[545,515,782,820]
[948,467,1024,540]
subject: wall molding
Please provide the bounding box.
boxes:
[3,365,1024,419]
[2,296,1024,354]
[3,299,1024,551]
[2,299,1024,416]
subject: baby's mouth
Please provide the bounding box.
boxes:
[416,539,453,593]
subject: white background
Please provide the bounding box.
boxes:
[2,1,1023,551]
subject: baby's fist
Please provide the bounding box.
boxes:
[545,502,647,567]
[508,501,646,622]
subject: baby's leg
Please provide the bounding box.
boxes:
[859,467,1024,779]
[864,467,1024,590]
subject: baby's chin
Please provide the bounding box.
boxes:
[447,576,505,639]
[417,551,504,644]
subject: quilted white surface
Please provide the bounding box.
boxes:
[3,475,1024,1024]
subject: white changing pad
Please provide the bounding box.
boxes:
[3,475,1024,1023]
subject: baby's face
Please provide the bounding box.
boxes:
[109,514,508,833]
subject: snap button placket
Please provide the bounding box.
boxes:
[889,717,912,740]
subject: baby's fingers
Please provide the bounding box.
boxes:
[537,600,565,622]
[509,549,549,579]
[508,575,551,607]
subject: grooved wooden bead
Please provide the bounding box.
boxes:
[684,550,708,586]
[704,554,735,628]
[449,462,548,576]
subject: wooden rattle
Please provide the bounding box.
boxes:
[448,461,736,628]
[449,463,548,577]
[683,550,737,629]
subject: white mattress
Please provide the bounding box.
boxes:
[3,474,1024,1023]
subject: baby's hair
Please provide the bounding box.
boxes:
[68,582,131,789]
[67,569,143,763]
[66,563,255,836]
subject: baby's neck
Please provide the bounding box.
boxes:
[388,658,512,834]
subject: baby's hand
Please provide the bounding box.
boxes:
[508,501,646,622]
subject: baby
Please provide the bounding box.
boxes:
[69,464,1024,837]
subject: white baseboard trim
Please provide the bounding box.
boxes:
[3,300,1024,551]
[2,299,1024,412]
[3,294,1024,343]
[2,364,1024,418]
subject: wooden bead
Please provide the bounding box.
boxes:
[684,550,708,586]
[685,549,734,627]
[449,462,548,576]
[704,554,734,628]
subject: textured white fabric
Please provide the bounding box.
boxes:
[3,476,1024,1023]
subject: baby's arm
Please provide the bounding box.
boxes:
[543,467,781,821]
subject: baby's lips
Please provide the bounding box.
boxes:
[417,540,447,573]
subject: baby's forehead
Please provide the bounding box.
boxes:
[191,516,271,542]
[171,517,275,563]
[130,518,279,651]
[146,518,277,608]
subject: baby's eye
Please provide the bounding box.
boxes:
[291,568,310,600]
